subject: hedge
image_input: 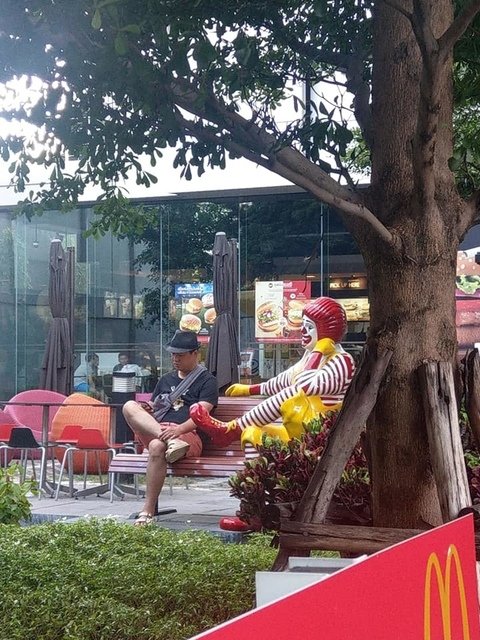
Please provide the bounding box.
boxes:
[0,519,276,640]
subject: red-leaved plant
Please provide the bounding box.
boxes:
[229,413,371,531]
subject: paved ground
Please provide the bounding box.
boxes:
[30,476,244,537]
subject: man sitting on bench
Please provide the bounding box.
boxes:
[122,330,218,526]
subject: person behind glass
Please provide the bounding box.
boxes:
[113,351,143,390]
[74,352,109,402]
[122,330,218,526]
[74,352,99,392]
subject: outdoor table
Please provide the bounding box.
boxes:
[0,400,120,496]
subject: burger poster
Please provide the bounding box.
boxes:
[173,283,216,342]
[255,280,311,342]
[336,297,370,322]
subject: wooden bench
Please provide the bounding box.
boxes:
[108,397,261,500]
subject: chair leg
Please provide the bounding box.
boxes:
[82,451,89,491]
[96,451,104,485]
[29,451,36,482]
[19,450,26,483]
[134,473,140,497]
[55,449,70,500]
[50,448,56,485]
[38,448,46,500]
[68,451,74,496]
[109,471,115,503]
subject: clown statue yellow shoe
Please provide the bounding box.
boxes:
[241,423,290,448]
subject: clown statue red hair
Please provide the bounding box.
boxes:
[190,297,355,447]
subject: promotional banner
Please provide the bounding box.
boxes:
[173,283,216,342]
[255,280,311,342]
[456,249,480,350]
[191,516,480,640]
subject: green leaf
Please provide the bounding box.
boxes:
[114,33,128,56]
[91,9,102,30]
[121,24,141,34]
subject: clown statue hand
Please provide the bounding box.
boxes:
[225,384,252,397]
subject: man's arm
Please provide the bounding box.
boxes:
[157,401,214,441]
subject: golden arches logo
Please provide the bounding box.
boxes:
[424,544,471,640]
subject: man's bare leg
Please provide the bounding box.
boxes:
[141,438,168,516]
[122,400,168,523]
[122,400,162,447]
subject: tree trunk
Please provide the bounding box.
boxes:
[365,245,458,528]
[420,362,471,520]
[352,0,463,530]
[464,349,480,449]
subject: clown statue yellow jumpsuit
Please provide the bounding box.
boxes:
[190,297,355,447]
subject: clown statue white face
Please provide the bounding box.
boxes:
[301,316,318,351]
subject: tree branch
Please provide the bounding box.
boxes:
[344,53,374,149]
[282,23,373,150]
[407,2,442,209]
[438,0,480,60]
[461,190,480,233]
[170,95,396,249]
[411,0,439,64]
[381,0,413,22]
[168,78,362,204]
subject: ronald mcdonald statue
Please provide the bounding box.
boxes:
[190,296,356,447]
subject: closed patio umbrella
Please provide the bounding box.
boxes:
[40,239,73,394]
[206,232,241,390]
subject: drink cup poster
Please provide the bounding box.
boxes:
[174,283,216,341]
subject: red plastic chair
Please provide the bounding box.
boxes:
[53,424,83,446]
[0,424,14,467]
[54,429,116,500]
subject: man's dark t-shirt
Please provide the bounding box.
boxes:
[150,369,218,425]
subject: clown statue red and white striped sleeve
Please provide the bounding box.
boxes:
[190,297,355,446]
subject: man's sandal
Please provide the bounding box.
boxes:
[133,512,155,526]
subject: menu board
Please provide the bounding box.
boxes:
[336,297,370,322]
[173,283,216,341]
[255,280,311,342]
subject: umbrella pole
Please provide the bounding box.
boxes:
[67,247,75,396]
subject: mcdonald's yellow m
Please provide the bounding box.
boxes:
[424,544,471,640]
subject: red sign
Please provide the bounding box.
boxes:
[255,280,311,343]
[191,517,480,640]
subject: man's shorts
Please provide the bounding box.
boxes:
[178,430,202,458]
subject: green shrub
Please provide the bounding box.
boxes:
[0,462,37,525]
[0,519,276,640]
[229,414,371,529]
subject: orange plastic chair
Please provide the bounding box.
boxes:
[54,429,116,500]
[50,393,112,474]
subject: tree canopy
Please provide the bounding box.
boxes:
[0,1,476,232]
